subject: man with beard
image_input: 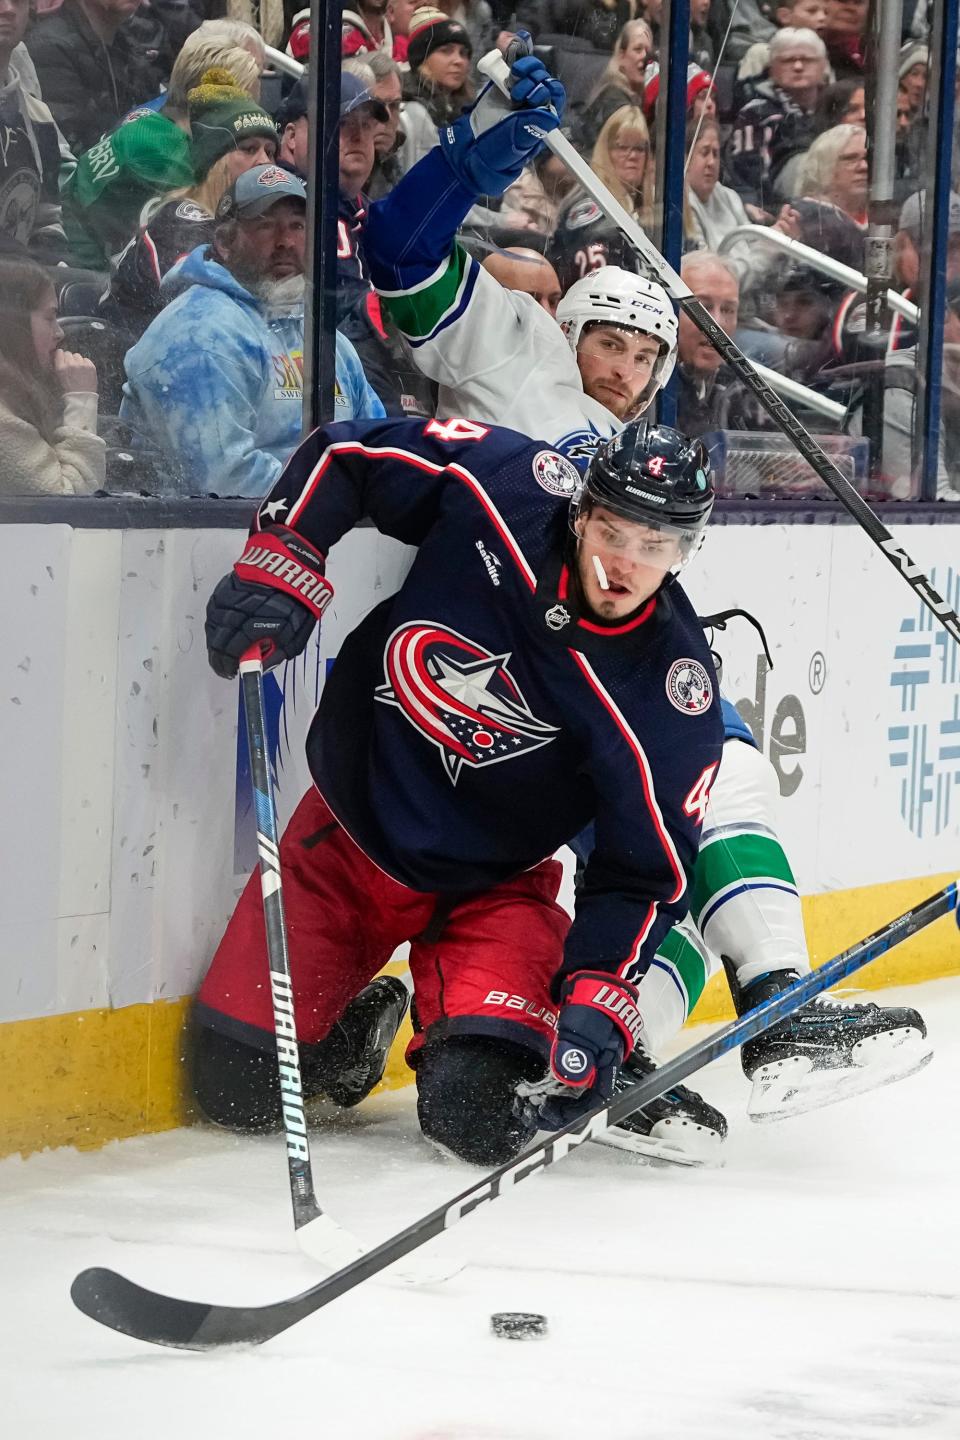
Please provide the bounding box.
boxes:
[120,165,384,497]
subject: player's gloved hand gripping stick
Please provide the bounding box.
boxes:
[70,880,957,1350]
[532,971,644,1128]
[476,45,960,649]
[438,48,564,194]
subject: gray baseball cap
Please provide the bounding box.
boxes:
[216,164,307,222]
[898,189,960,239]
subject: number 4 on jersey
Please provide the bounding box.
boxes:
[425,418,490,443]
[683,762,719,825]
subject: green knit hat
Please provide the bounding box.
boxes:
[188,68,278,180]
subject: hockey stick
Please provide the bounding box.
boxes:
[476,49,960,648]
[70,879,957,1350]
[237,642,368,1272]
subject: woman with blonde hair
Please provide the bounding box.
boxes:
[105,71,279,329]
[797,123,868,221]
[579,19,653,149]
[774,122,867,267]
[0,258,105,496]
[549,105,653,291]
[63,27,264,270]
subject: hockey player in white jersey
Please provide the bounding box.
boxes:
[364,45,931,1159]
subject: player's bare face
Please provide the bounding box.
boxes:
[576,326,661,418]
[575,507,678,619]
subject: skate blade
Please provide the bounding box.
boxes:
[747,1028,933,1123]
[594,1118,725,1168]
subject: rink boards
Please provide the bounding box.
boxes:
[1,518,958,1156]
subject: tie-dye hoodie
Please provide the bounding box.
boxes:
[120,246,384,498]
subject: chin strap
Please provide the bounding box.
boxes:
[698,607,774,678]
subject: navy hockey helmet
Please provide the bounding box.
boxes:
[572,420,714,572]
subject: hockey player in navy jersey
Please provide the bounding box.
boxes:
[361,43,931,1143]
[196,416,724,1161]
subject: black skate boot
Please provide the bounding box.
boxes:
[322,976,411,1109]
[594,1046,728,1166]
[738,970,932,1122]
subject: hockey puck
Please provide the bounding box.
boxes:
[490,1311,548,1341]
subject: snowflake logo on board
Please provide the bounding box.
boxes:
[887,567,960,838]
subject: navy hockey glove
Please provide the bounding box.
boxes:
[438,45,565,198]
[517,972,643,1130]
[205,526,333,680]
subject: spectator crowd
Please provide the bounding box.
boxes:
[0,0,955,499]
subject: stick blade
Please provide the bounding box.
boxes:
[70,1267,283,1351]
[71,1267,219,1350]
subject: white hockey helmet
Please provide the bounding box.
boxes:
[556,267,679,410]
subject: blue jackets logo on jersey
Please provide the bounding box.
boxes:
[666,659,714,715]
[375,622,560,784]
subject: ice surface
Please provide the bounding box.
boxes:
[2,981,959,1440]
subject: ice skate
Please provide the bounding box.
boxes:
[740,971,933,1122]
[593,1046,728,1166]
[322,975,411,1109]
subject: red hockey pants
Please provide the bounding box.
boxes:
[197,789,569,1064]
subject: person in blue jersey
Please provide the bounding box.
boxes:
[196,417,725,1163]
[120,166,385,498]
[362,41,931,1142]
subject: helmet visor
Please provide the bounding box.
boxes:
[571,496,704,574]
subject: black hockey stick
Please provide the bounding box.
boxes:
[237,643,368,1271]
[71,879,957,1350]
[475,49,960,647]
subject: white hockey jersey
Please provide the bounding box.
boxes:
[366,148,621,464]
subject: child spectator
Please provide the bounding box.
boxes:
[105,72,278,327]
[26,0,167,155]
[0,256,105,495]
[578,19,652,150]
[62,40,262,270]
[725,28,827,212]
[549,105,653,292]
[0,0,72,260]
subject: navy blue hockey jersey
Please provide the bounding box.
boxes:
[252,416,723,992]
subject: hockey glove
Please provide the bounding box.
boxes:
[438,44,565,198]
[205,526,333,680]
[517,972,643,1130]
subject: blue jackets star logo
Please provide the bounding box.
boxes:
[375,622,560,784]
